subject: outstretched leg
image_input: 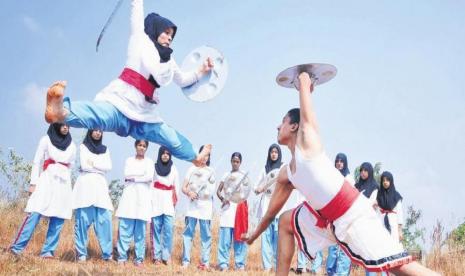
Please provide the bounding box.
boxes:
[391,261,441,276]
[277,210,295,276]
[133,122,211,166]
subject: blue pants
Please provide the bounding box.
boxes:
[261,218,279,269]
[74,206,113,261]
[117,218,147,263]
[182,216,211,265]
[326,244,351,275]
[10,212,65,257]
[310,250,323,272]
[151,214,174,261]
[64,98,197,161]
[297,249,308,269]
[217,227,248,269]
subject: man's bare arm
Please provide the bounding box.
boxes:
[242,167,294,244]
[296,72,323,156]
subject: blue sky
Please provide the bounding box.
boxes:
[1,1,464,242]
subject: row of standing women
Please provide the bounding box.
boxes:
[9,123,405,274]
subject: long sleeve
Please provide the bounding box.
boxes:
[172,60,200,88]
[130,0,144,35]
[133,158,154,183]
[254,168,266,190]
[93,150,112,172]
[30,136,48,185]
[369,189,378,206]
[80,145,112,173]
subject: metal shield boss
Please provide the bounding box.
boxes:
[223,171,251,204]
[188,166,215,200]
[276,63,337,90]
[181,46,228,102]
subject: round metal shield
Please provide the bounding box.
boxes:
[187,166,215,200]
[257,168,280,197]
[181,46,228,102]
[223,171,251,204]
[276,63,337,90]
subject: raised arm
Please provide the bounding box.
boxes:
[130,0,145,35]
[296,72,323,156]
[243,166,294,244]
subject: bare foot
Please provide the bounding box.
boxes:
[192,144,212,167]
[45,81,68,123]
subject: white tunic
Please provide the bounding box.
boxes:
[219,171,240,228]
[185,165,215,221]
[94,0,200,123]
[116,156,154,221]
[151,165,180,217]
[254,164,285,219]
[378,200,404,245]
[25,136,76,219]
[72,144,114,211]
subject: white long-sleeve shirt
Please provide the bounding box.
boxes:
[184,165,215,220]
[116,156,154,221]
[95,0,199,123]
[151,165,180,217]
[72,144,114,211]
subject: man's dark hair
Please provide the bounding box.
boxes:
[287,108,300,124]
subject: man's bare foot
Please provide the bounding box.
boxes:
[45,81,68,123]
[192,144,212,167]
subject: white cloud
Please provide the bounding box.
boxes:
[22,16,41,33]
[22,83,47,115]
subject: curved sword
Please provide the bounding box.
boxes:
[96,0,124,52]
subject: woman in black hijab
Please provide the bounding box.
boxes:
[10,123,76,258]
[355,162,379,207]
[151,146,179,264]
[73,129,113,261]
[377,171,404,243]
[255,143,283,271]
[47,123,72,151]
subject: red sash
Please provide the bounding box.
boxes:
[153,181,177,206]
[119,67,157,102]
[379,208,396,214]
[315,181,359,228]
[233,201,249,242]
[43,158,70,171]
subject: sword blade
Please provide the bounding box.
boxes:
[96,0,124,52]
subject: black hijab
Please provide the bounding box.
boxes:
[144,13,177,63]
[335,152,350,177]
[199,145,211,166]
[265,144,282,173]
[377,171,403,211]
[83,129,107,154]
[47,123,72,151]
[155,146,173,176]
[355,162,378,198]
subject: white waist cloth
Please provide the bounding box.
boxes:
[116,182,152,221]
[292,195,411,272]
[72,172,114,211]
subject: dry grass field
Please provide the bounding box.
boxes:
[0,203,463,275]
